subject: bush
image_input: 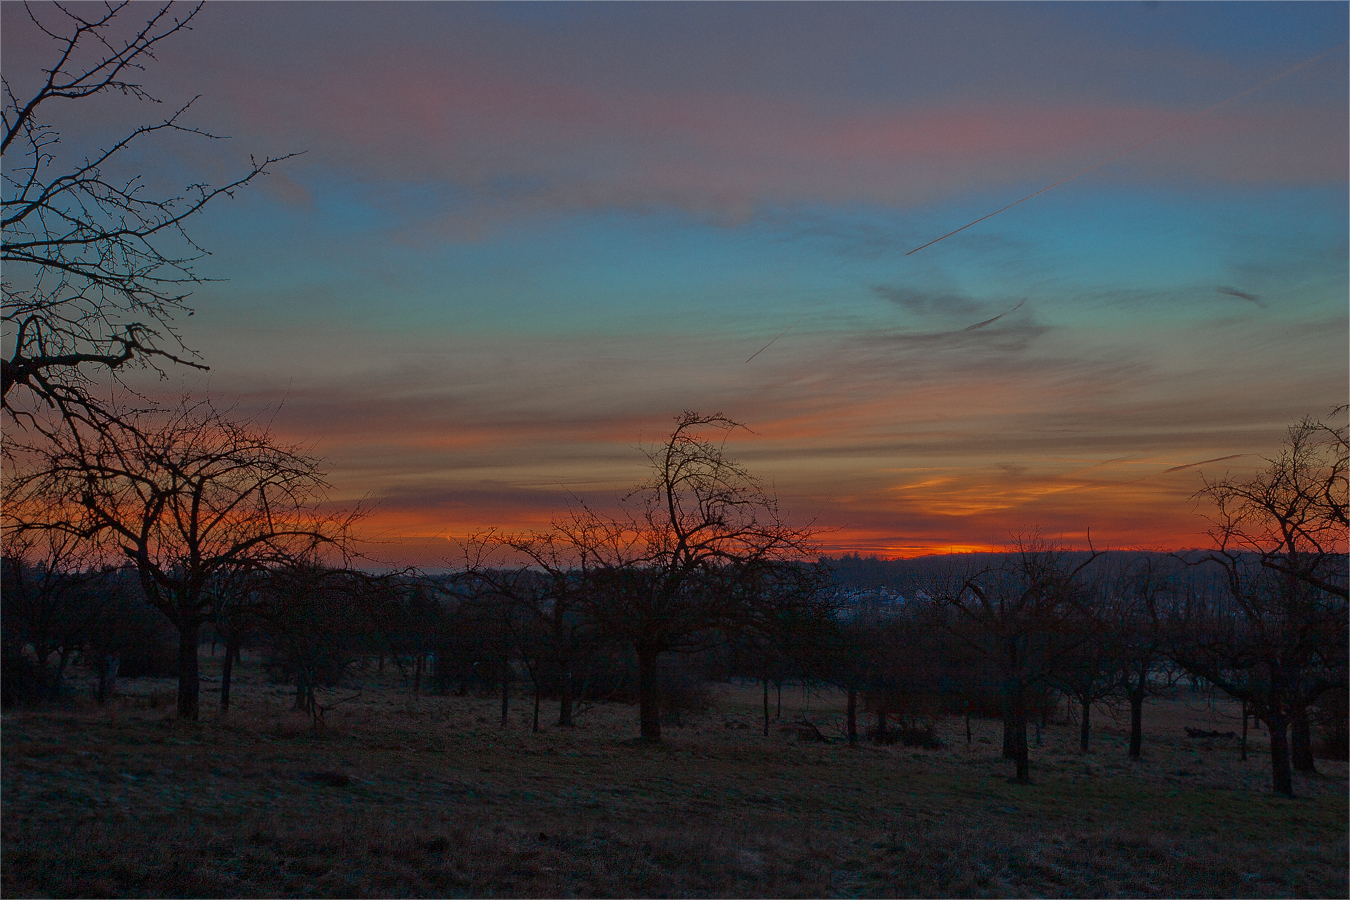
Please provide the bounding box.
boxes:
[1312,690,1348,761]
[660,671,715,722]
[866,717,944,748]
[88,592,178,679]
[0,646,42,708]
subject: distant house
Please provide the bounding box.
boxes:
[833,587,909,622]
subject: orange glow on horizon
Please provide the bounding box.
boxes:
[348,483,1216,568]
[310,382,1294,570]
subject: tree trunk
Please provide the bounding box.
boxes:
[776,681,782,718]
[176,620,201,720]
[637,643,661,743]
[500,655,511,727]
[1241,700,1248,761]
[1267,709,1294,797]
[1002,703,1016,760]
[294,671,309,712]
[53,649,71,700]
[1080,698,1091,752]
[558,666,574,728]
[532,678,541,733]
[1128,690,1143,759]
[847,684,858,746]
[1013,720,1029,782]
[97,652,120,705]
[220,633,241,713]
[762,674,770,737]
[1291,708,1316,774]
[34,646,54,699]
[1010,680,1030,783]
[876,706,887,743]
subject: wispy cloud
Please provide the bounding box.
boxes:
[871,285,983,318]
[1215,286,1264,307]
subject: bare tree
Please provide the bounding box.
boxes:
[1166,554,1346,794]
[5,399,357,719]
[1049,607,1119,753]
[934,539,1099,783]
[810,597,889,747]
[1057,554,1187,759]
[494,507,626,728]
[1111,555,1188,760]
[1200,407,1348,600]
[2,1,294,427]
[368,575,447,711]
[0,519,115,701]
[727,561,834,738]
[581,412,821,743]
[260,562,383,726]
[203,565,268,713]
[1166,409,1349,794]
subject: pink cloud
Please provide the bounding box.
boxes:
[14,4,1338,232]
[8,2,1343,227]
[215,50,1344,225]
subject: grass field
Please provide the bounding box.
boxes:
[3,654,1346,898]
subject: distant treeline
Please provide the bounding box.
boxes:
[821,550,1204,593]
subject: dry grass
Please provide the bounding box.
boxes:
[3,655,1346,898]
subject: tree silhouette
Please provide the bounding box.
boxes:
[1199,406,1348,600]
[493,508,625,728]
[5,398,356,719]
[1166,409,1349,794]
[2,1,294,428]
[0,523,115,701]
[576,412,821,742]
[935,539,1098,783]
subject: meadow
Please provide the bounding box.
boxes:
[2,654,1346,899]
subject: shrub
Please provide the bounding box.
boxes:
[0,645,41,708]
[1312,690,1348,761]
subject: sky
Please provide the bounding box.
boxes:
[4,1,1347,565]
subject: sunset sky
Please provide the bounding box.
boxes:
[6,1,1346,565]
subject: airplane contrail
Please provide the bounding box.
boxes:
[964,298,1026,331]
[1160,454,1245,475]
[906,41,1349,256]
[745,316,804,363]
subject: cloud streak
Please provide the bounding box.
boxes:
[964,299,1027,332]
[38,4,1328,233]
[905,39,1350,255]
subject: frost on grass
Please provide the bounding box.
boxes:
[2,665,1346,898]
